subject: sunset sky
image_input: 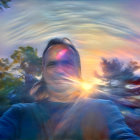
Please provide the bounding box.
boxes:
[0,0,140,79]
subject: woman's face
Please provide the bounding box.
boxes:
[42,44,80,93]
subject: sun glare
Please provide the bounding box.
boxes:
[81,82,93,91]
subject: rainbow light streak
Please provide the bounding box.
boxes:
[56,49,68,60]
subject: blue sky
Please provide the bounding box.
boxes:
[0,0,140,77]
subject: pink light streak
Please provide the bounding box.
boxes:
[56,49,68,60]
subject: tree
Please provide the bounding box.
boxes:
[94,58,140,135]
[10,46,42,77]
[100,58,140,84]
[0,0,11,10]
[96,58,140,95]
[8,46,41,103]
[0,46,41,115]
[94,58,140,111]
[0,58,11,72]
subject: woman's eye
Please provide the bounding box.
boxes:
[61,60,73,66]
[47,61,57,67]
[46,61,73,67]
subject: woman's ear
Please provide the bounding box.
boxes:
[30,82,41,95]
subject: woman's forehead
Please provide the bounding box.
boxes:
[44,44,75,62]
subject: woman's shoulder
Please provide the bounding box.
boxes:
[11,102,37,110]
[81,98,114,106]
[3,102,38,117]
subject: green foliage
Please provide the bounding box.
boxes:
[0,72,23,104]
[0,46,41,114]
[10,46,42,76]
[0,58,11,72]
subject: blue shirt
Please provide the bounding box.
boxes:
[0,99,139,140]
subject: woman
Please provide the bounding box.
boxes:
[0,37,139,140]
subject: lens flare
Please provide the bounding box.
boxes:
[56,49,68,60]
[81,82,93,91]
[60,75,106,98]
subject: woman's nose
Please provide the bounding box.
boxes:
[55,64,66,73]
